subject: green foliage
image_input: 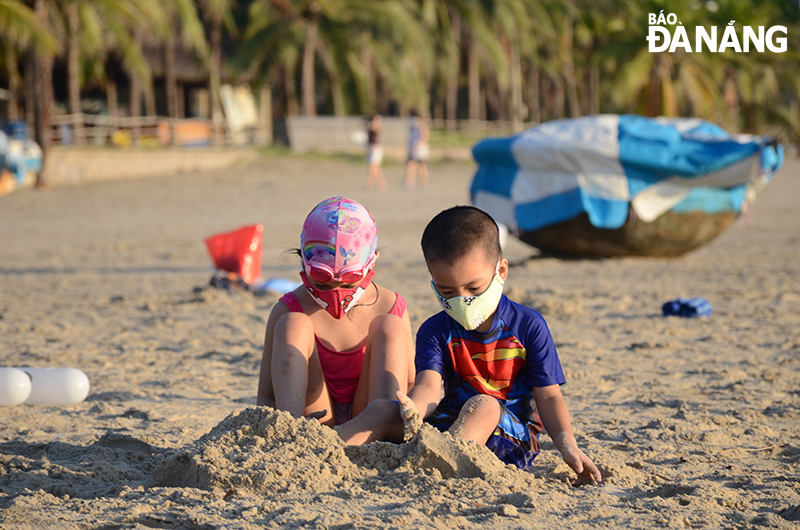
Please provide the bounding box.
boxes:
[1,0,798,142]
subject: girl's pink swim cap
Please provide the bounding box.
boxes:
[301,197,378,273]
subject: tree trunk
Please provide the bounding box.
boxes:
[361,43,376,114]
[645,54,660,118]
[330,77,345,116]
[24,50,35,127]
[164,18,178,119]
[144,83,156,117]
[433,94,444,121]
[317,44,344,116]
[258,84,273,145]
[562,15,580,118]
[107,79,118,119]
[446,9,461,131]
[33,0,53,186]
[376,75,388,116]
[5,47,20,121]
[209,16,223,145]
[177,84,185,118]
[510,41,523,131]
[589,63,599,115]
[723,69,739,133]
[527,65,540,124]
[285,62,298,116]
[129,27,143,143]
[302,20,318,116]
[467,31,480,121]
[67,1,83,144]
[554,77,565,119]
[486,79,500,121]
[580,67,590,116]
[129,73,142,118]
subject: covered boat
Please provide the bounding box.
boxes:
[471,115,783,257]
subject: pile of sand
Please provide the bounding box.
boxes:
[157,406,529,495]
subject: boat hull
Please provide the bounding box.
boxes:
[518,209,737,258]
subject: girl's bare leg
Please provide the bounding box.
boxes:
[352,314,408,417]
[271,312,334,426]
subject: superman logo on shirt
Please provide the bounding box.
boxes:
[447,334,527,400]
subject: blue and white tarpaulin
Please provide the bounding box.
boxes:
[471,115,783,233]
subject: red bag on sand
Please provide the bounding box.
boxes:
[204,225,264,285]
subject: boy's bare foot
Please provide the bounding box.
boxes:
[396,391,422,441]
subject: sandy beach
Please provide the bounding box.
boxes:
[1,153,799,529]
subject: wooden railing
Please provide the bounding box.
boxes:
[49,113,268,147]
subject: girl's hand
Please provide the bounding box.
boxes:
[396,391,422,441]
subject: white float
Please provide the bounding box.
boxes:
[0,368,32,406]
[17,368,90,405]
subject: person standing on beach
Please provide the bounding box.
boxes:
[364,115,386,190]
[338,206,601,486]
[405,109,429,190]
[257,197,415,427]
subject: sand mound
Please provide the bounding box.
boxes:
[156,407,359,494]
[156,407,528,497]
[348,424,509,480]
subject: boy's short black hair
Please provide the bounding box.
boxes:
[421,206,502,265]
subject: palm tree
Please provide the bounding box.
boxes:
[198,0,236,138]
[0,0,57,121]
[159,0,208,120]
[238,0,431,117]
[60,0,162,142]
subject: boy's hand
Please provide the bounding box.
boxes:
[562,447,602,486]
[556,432,602,486]
[396,391,422,441]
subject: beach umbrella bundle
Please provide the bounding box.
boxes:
[471,115,784,257]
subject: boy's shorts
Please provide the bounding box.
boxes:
[425,399,541,470]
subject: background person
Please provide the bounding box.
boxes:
[364,115,386,190]
[405,109,430,190]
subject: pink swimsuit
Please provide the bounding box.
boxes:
[278,291,407,405]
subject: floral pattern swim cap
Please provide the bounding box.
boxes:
[300,197,378,272]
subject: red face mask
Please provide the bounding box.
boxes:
[300,269,376,319]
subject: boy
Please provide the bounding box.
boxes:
[338,206,600,485]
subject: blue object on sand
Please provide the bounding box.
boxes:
[253,278,302,294]
[662,298,712,318]
[471,115,783,232]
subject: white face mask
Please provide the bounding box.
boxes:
[431,261,505,331]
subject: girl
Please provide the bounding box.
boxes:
[364,115,386,190]
[257,197,415,426]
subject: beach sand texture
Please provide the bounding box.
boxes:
[1,155,799,529]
